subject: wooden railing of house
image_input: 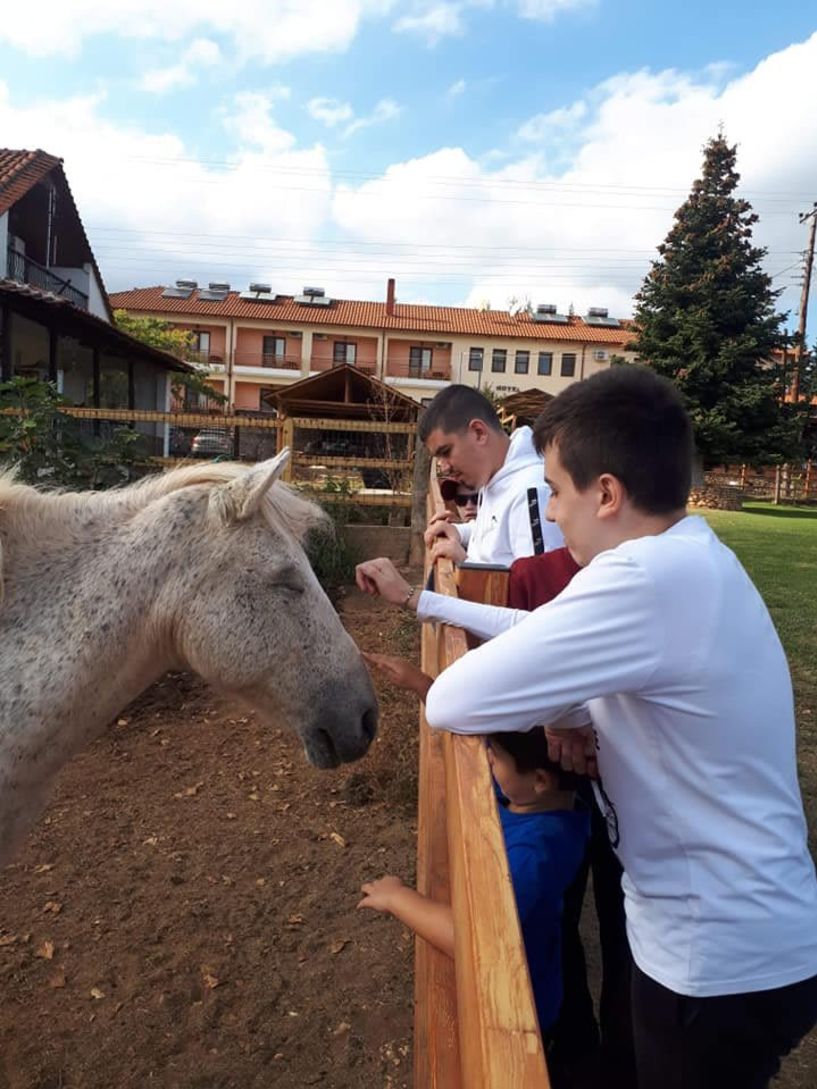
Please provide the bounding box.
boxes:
[415,466,551,1089]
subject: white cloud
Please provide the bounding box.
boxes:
[343,98,402,138]
[515,0,596,21]
[140,38,222,94]
[516,100,588,142]
[447,79,468,97]
[0,0,395,62]
[307,97,355,127]
[332,33,817,319]
[393,0,590,44]
[0,82,333,293]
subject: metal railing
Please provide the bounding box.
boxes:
[6,247,89,310]
[233,352,302,371]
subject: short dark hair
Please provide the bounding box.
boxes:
[532,365,693,514]
[419,384,503,442]
[488,729,579,790]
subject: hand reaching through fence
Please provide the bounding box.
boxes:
[355,558,419,609]
[363,652,433,700]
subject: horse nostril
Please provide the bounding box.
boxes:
[361,707,377,745]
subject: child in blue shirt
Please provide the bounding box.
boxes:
[358,653,589,1041]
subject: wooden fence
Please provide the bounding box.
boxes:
[706,462,816,504]
[415,467,551,1088]
[6,406,416,508]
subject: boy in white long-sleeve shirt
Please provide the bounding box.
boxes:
[420,384,563,565]
[357,366,817,1089]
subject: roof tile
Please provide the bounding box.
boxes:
[109,286,635,346]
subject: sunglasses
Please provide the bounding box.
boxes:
[455,493,479,506]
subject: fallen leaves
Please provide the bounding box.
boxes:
[36,940,55,960]
[173,782,204,799]
[201,967,220,991]
[48,968,66,989]
[0,933,18,948]
[90,987,105,1000]
[329,832,347,849]
[42,901,62,915]
[329,938,350,956]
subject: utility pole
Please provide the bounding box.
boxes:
[792,202,817,402]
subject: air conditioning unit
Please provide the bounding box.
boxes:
[593,350,608,362]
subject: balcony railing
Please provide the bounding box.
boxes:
[387,360,451,381]
[6,247,89,311]
[233,352,302,371]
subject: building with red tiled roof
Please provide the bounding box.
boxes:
[111,277,637,411]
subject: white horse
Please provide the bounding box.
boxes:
[0,451,377,867]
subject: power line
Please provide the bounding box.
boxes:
[114,153,817,202]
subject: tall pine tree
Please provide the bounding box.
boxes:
[630,133,799,469]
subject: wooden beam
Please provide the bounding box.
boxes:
[0,303,11,382]
[48,326,58,385]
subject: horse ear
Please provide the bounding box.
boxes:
[222,448,291,522]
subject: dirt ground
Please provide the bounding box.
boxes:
[0,591,419,1089]
[1,586,815,1088]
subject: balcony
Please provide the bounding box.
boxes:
[233,351,302,371]
[6,246,89,311]
[387,359,451,382]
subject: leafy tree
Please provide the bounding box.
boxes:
[630,133,800,469]
[113,310,226,407]
[0,377,145,488]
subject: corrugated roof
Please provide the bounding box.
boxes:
[0,148,62,216]
[109,286,636,346]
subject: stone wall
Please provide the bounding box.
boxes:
[688,482,744,511]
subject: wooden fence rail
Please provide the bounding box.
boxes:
[415,466,550,1088]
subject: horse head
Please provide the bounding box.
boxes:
[169,452,378,768]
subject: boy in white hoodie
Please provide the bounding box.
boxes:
[420,385,563,565]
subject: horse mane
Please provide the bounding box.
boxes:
[0,461,329,565]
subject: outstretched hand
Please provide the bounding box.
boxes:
[363,652,433,699]
[355,557,414,606]
[357,875,405,914]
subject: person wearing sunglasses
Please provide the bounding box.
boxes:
[439,476,479,523]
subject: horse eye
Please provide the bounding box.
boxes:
[278,580,305,595]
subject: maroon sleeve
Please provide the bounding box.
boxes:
[508,548,581,611]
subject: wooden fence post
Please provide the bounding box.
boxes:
[773,465,781,505]
[410,434,432,566]
[281,417,295,481]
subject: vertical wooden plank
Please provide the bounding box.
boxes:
[281,417,295,480]
[444,726,552,1089]
[414,618,462,1089]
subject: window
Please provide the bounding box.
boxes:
[333,341,357,365]
[561,353,577,378]
[491,349,507,373]
[193,331,210,358]
[409,346,433,377]
[515,350,530,375]
[262,335,285,363]
[537,352,553,376]
[468,347,484,372]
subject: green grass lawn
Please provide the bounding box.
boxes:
[702,502,817,838]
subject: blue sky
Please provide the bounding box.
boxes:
[1,1,816,327]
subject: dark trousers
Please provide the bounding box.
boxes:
[631,963,817,1089]
[551,784,636,1089]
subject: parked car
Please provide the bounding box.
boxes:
[191,428,231,458]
